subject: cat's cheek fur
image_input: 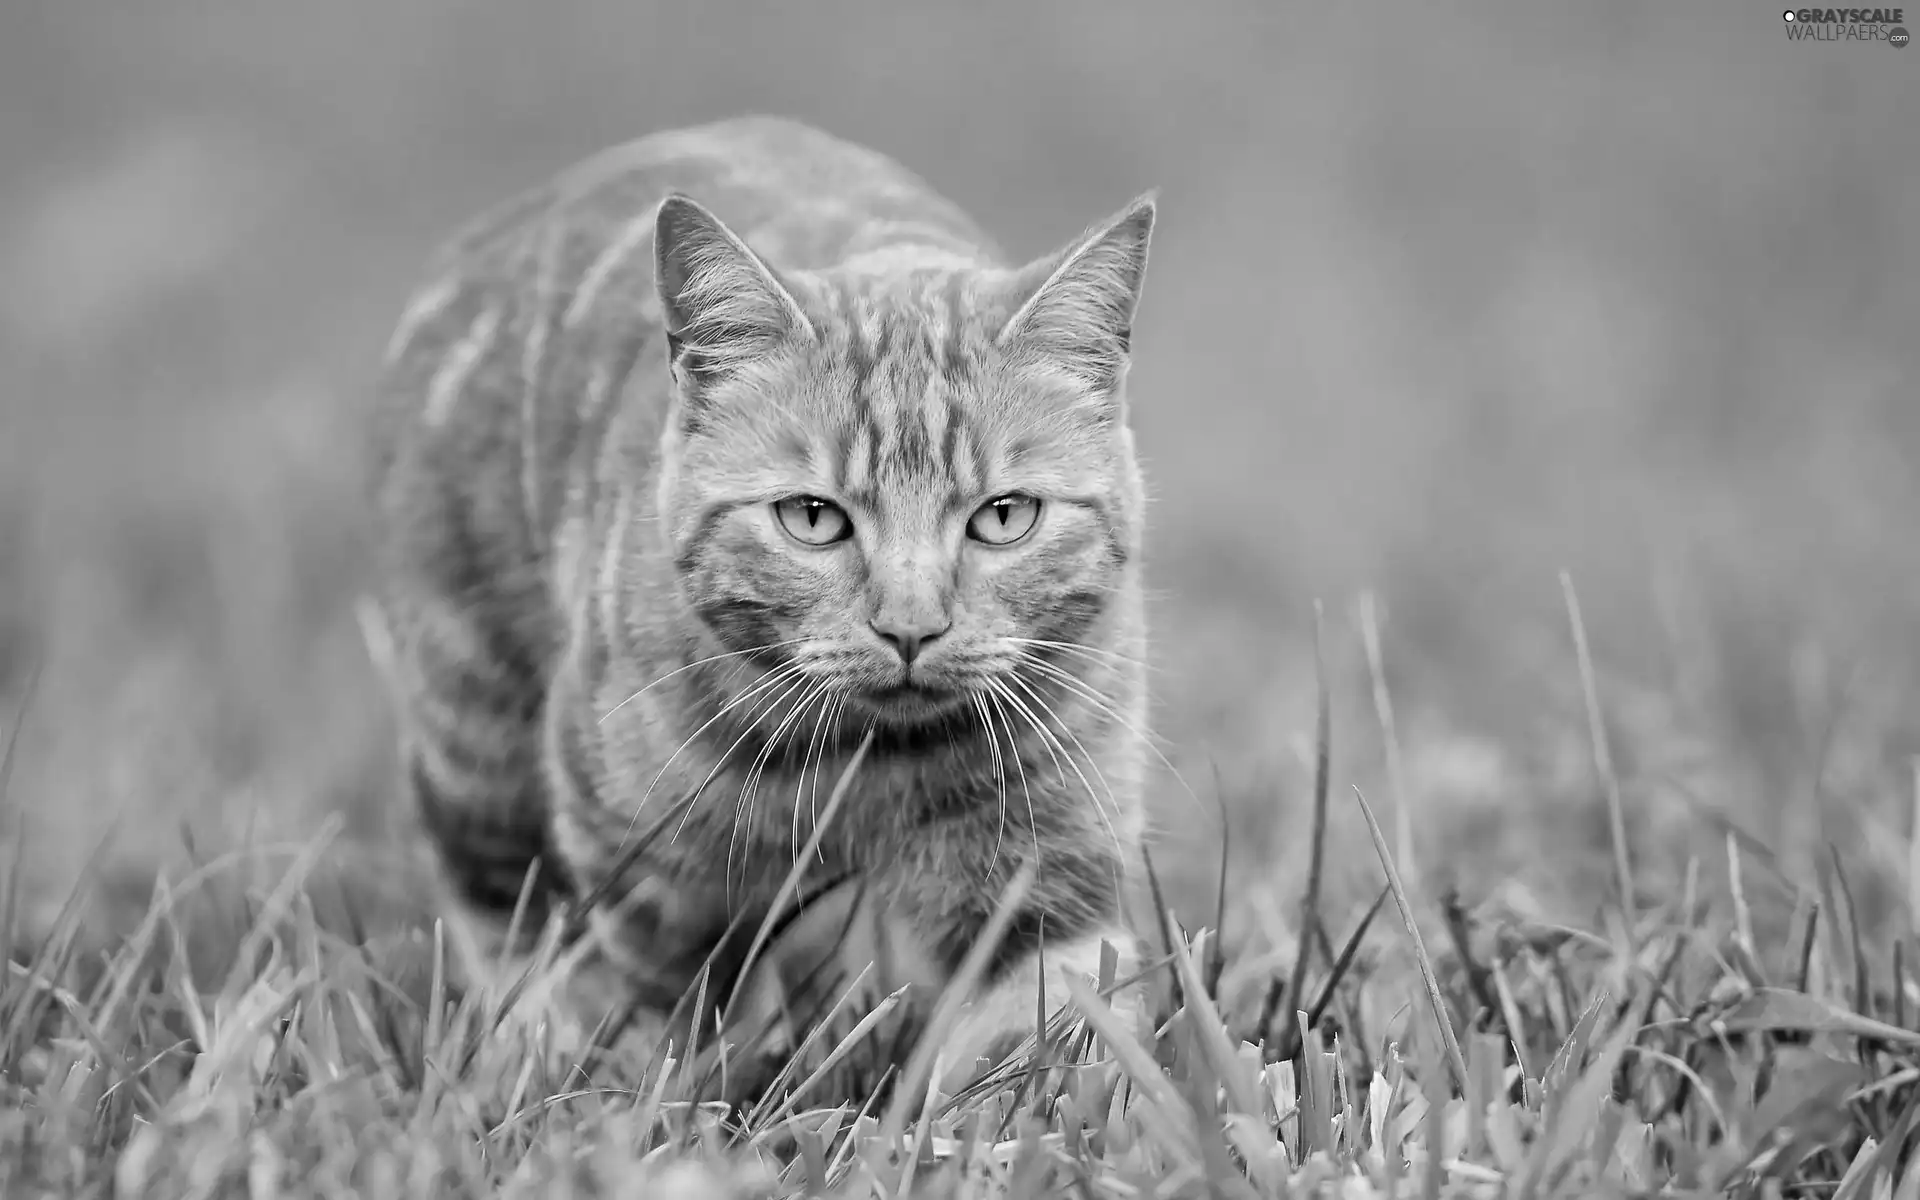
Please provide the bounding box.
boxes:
[684,524,870,657]
[987,522,1117,635]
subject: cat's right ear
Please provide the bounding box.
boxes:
[653,195,813,390]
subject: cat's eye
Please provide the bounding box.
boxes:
[773,496,853,546]
[966,494,1041,546]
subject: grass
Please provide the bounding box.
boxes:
[4,632,1918,1200]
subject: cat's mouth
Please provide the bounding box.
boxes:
[853,680,968,724]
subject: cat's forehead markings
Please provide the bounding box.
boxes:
[776,426,812,466]
[939,395,970,492]
[1005,430,1045,467]
[807,263,1007,511]
[835,415,875,497]
[922,382,956,474]
[891,394,935,476]
[840,309,894,389]
[839,244,978,276]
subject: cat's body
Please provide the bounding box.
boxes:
[366,116,1156,1090]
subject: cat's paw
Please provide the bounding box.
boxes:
[934,929,1141,1096]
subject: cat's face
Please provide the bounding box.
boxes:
[652,196,1153,728]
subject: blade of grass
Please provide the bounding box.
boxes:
[0,652,36,807]
[1909,757,1919,938]
[754,976,904,1131]
[1562,570,1636,932]
[1359,590,1416,889]
[1061,973,1200,1171]
[1792,891,1820,994]
[1303,884,1387,1032]
[1207,762,1230,1003]
[1442,888,1499,1025]
[1829,842,1871,1021]
[217,816,342,1000]
[1490,964,1536,1089]
[1351,784,1468,1093]
[1169,929,1261,1118]
[1727,832,1762,985]
[1527,985,1653,1197]
[1140,845,1183,1017]
[1279,599,1333,1064]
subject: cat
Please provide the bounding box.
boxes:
[363,115,1157,1098]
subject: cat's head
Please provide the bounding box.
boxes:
[650,193,1154,727]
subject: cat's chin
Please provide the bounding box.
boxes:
[848,683,970,727]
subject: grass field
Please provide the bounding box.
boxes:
[3,3,1918,1195]
[4,653,1919,1197]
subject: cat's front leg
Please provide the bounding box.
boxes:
[936,925,1142,1093]
[715,866,1144,1103]
[748,882,1144,1096]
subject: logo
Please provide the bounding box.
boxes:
[1783,7,1910,42]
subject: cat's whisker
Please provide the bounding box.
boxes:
[728,684,808,900]
[716,671,827,901]
[1003,672,1137,919]
[994,675,1125,867]
[1015,654,1145,742]
[1007,667,1120,806]
[697,669,818,877]
[597,638,812,724]
[729,680,806,900]
[972,691,1009,879]
[988,676,1110,865]
[979,686,1037,882]
[1003,637,1146,672]
[791,682,839,862]
[741,678,822,817]
[720,679,811,883]
[736,677,830,883]
[620,657,810,845]
[989,686,1039,871]
[806,695,847,858]
[1015,651,1208,815]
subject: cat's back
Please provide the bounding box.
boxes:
[376,115,999,439]
[550,116,1002,271]
[371,117,1000,589]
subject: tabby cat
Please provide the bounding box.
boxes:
[364,115,1157,1096]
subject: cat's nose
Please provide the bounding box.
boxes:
[869,618,949,665]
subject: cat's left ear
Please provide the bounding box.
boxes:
[997,193,1157,393]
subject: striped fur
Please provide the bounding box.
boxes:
[367,116,1158,1092]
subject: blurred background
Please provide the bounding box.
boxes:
[2,2,1915,951]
